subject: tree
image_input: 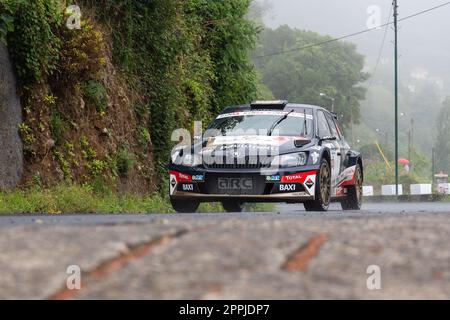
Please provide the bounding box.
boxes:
[189,0,259,115]
[84,0,260,187]
[248,0,273,26]
[253,25,368,128]
[435,97,450,173]
[0,0,23,42]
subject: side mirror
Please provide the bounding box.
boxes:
[294,139,311,147]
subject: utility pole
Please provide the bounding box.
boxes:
[410,117,414,171]
[432,147,435,185]
[393,0,399,195]
[408,129,411,170]
[351,108,355,146]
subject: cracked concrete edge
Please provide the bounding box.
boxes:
[282,234,329,272]
[46,225,221,300]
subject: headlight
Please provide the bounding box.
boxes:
[181,153,203,167]
[271,153,307,168]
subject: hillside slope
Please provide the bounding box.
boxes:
[0,0,258,194]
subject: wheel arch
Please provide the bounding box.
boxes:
[357,157,364,182]
[321,149,331,166]
[345,150,364,182]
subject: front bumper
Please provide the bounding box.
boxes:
[170,191,314,203]
[168,164,319,203]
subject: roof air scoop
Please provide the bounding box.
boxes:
[250,100,288,110]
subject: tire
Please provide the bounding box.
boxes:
[170,199,200,213]
[222,200,244,213]
[341,164,363,210]
[303,158,331,212]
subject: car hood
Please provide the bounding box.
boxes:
[194,135,313,155]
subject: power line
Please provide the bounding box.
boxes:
[366,2,393,90]
[253,1,450,59]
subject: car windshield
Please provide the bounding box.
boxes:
[205,110,314,138]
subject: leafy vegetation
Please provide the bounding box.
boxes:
[49,112,67,146]
[0,1,261,196]
[81,0,259,188]
[114,146,134,178]
[82,80,107,114]
[0,183,274,214]
[0,0,16,43]
[0,184,173,214]
[5,0,62,82]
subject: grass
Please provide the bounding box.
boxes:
[0,185,276,214]
[0,185,173,214]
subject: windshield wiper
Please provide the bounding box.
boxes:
[303,109,308,136]
[267,110,294,136]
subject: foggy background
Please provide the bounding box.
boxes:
[253,0,450,161]
[261,0,450,85]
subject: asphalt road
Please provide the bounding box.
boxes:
[1,202,450,299]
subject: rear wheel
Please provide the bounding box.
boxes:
[304,159,331,212]
[170,199,200,213]
[222,200,244,213]
[341,164,363,210]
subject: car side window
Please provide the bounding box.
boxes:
[325,113,340,140]
[317,111,332,138]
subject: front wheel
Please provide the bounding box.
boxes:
[304,159,331,212]
[170,199,200,213]
[340,165,363,210]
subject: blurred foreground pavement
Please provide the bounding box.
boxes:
[1,203,450,299]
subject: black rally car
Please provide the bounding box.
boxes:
[168,101,363,212]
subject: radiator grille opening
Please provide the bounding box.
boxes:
[204,173,267,195]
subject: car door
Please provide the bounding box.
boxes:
[325,112,348,174]
[317,110,340,187]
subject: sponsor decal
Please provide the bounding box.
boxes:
[337,165,357,187]
[279,184,296,192]
[169,171,192,182]
[304,174,317,196]
[179,173,191,181]
[192,174,205,182]
[266,175,281,182]
[170,174,177,195]
[305,178,314,188]
[182,184,194,192]
[211,135,292,147]
[216,110,313,120]
[281,170,317,183]
[272,183,303,194]
[178,183,199,193]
